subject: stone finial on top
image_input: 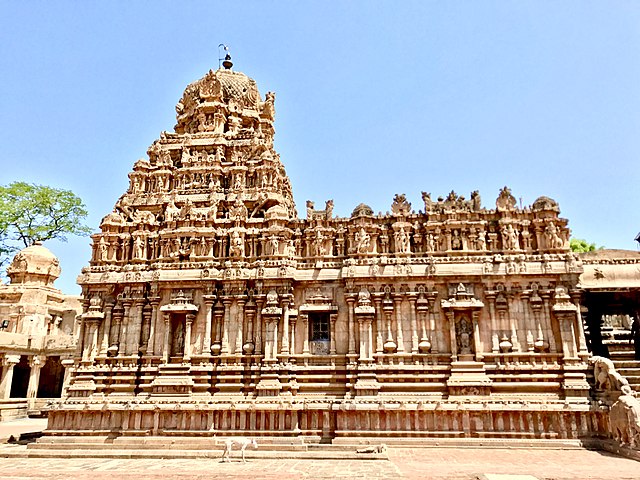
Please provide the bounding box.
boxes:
[421,192,433,213]
[351,203,374,218]
[532,196,559,212]
[470,190,482,211]
[496,186,517,212]
[391,194,411,216]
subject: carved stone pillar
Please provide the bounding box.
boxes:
[255,298,264,355]
[162,312,171,363]
[221,297,232,354]
[301,313,310,355]
[346,296,356,355]
[140,304,152,354]
[486,292,499,353]
[530,295,547,352]
[280,298,290,355]
[472,311,481,361]
[27,355,43,400]
[60,358,75,397]
[408,294,418,354]
[83,319,100,362]
[541,292,557,352]
[235,298,246,355]
[427,293,439,353]
[289,313,297,355]
[264,317,279,362]
[417,296,431,353]
[393,294,405,353]
[0,355,20,399]
[382,298,396,353]
[244,301,256,354]
[521,292,534,352]
[184,313,195,361]
[373,295,384,355]
[110,306,123,353]
[147,298,160,355]
[330,313,338,355]
[129,298,145,354]
[74,302,87,359]
[212,300,224,355]
[100,302,114,355]
[508,294,521,352]
[570,291,589,356]
[447,311,457,360]
[358,317,366,362]
[120,300,132,355]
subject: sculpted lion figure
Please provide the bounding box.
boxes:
[592,356,629,391]
[609,385,640,448]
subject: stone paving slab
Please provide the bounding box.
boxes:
[0,447,637,479]
[0,418,47,443]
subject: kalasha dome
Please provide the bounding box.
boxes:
[44,56,634,448]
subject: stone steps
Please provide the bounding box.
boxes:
[602,337,640,390]
[0,435,591,459]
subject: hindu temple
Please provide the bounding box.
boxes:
[45,57,640,448]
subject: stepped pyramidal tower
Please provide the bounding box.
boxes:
[50,56,607,443]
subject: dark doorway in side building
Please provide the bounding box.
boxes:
[10,355,30,398]
[37,356,65,398]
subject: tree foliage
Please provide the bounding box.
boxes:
[0,182,92,265]
[570,238,600,253]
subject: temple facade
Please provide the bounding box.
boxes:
[49,58,604,442]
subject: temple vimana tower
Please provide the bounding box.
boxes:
[50,56,603,442]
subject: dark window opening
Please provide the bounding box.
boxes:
[310,313,330,342]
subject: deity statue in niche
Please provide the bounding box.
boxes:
[425,233,436,252]
[165,199,179,223]
[395,227,411,253]
[229,231,245,257]
[457,315,473,356]
[268,235,280,256]
[476,230,486,251]
[313,230,326,256]
[451,230,462,250]
[545,221,563,249]
[170,317,185,357]
[354,227,370,254]
[502,224,519,250]
[133,235,145,260]
[98,237,109,261]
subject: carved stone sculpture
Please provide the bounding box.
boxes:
[610,385,640,448]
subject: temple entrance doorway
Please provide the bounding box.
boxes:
[10,355,30,398]
[37,356,64,398]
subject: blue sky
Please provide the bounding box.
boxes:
[1,1,639,294]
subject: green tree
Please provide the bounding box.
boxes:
[0,182,92,266]
[570,238,600,253]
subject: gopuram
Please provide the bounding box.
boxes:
[48,56,617,445]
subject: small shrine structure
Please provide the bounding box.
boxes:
[0,243,80,419]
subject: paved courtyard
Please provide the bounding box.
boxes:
[0,447,637,479]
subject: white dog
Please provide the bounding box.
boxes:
[221,437,258,463]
